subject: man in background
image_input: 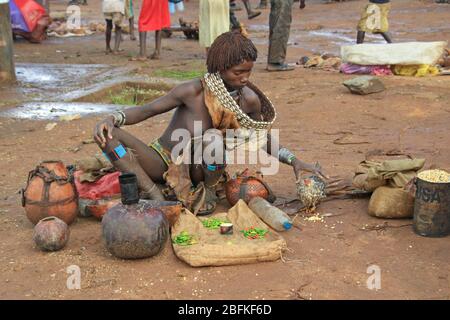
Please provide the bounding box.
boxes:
[266,0,306,72]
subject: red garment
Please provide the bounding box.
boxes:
[74,171,121,200]
[138,0,171,32]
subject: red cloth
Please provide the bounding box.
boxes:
[14,0,47,32]
[74,171,121,200]
[138,0,171,32]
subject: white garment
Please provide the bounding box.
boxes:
[102,0,125,14]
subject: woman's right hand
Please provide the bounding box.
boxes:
[94,116,115,148]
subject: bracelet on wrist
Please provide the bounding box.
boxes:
[112,111,126,127]
[278,147,297,166]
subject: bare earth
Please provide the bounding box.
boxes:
[0,0,449,300]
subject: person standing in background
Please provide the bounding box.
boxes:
[103,0,125,54]
[256,0,267,10]
[241,0,262,19]
[125,0,136,41]
[132,0,171,61]
[266,0,305,71]
[356,0,392,44]
[199,0,230,54]
[168,0,187,15]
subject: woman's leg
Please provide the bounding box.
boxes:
[150,30,162,59]
[97,127,167,200]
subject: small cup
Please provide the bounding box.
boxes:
[220,223,233,235]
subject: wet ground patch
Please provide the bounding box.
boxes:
[0,63,176,120]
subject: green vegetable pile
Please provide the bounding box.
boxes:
[173,231,197,246]
[201,217,229,230]
[241,227,269,240]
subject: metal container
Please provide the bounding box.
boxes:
[413,176,450,237]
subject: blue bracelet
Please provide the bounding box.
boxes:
[103,144,127,162]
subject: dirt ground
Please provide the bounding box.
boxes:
[0,0,449,300]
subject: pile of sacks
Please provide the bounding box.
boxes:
[340,42,449,77]
[47,19,95,37]
[352,151,425,219]
[297,53,342,72]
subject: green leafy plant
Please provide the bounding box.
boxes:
[241,227,269,240]
[109,87,166,105]
[201,217,229,230]
[173,231,197,246]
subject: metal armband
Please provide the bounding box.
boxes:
[278,147,297,166]
[112,111,126,127]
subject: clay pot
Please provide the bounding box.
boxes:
[86,197,121,221]
[22,161,78,225]
[33,216,70,251]
[144,200,182,227]
[225,169,275,206]
[102,202,169,259]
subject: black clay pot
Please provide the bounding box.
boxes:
[102,173,169,259]
[102,202,169,259]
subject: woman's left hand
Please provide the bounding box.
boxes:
[292,159,328,181]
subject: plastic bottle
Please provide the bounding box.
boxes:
[248,197,292,232]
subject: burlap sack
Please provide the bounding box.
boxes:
[352,172,385,192]
[171,200,287,267]
[368,186,414,219]
[353,156,425,191]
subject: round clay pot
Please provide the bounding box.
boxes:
[102,201,169,259]
[225,169,272,206]
[23,160,78,225]
[87,197,122,221]
[33,216,70,251]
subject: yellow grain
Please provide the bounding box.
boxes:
[417,169,450,183]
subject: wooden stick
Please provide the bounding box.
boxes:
[0,3,16,84]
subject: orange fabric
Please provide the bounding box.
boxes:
[201,79,240,133]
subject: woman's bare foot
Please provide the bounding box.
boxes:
[149,52,160,60]
[112,49,124,55]
[105,48,113,55]
[129,55,149,61]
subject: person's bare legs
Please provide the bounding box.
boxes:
[150,30,162,59]
[242,0,261,19]
[129,17,136,40]
[189,129,226,215]
[105,19,113,54]
[130,31,148,61]
[356,30,365,44]
[112,23,122,54]
[380,32,393,43]
[96,127,166,200]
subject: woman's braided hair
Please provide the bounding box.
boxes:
[206,31,258,74]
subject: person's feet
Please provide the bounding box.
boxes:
[112,48,124,55]
[248,11,261,19]
[105,47,113,55]
[130,34,137,41]
[266,63,295,72]
[196,187,218,216]
[149,52,160,60]
[129,55,149,61]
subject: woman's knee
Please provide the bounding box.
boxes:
[94,126,121,150]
